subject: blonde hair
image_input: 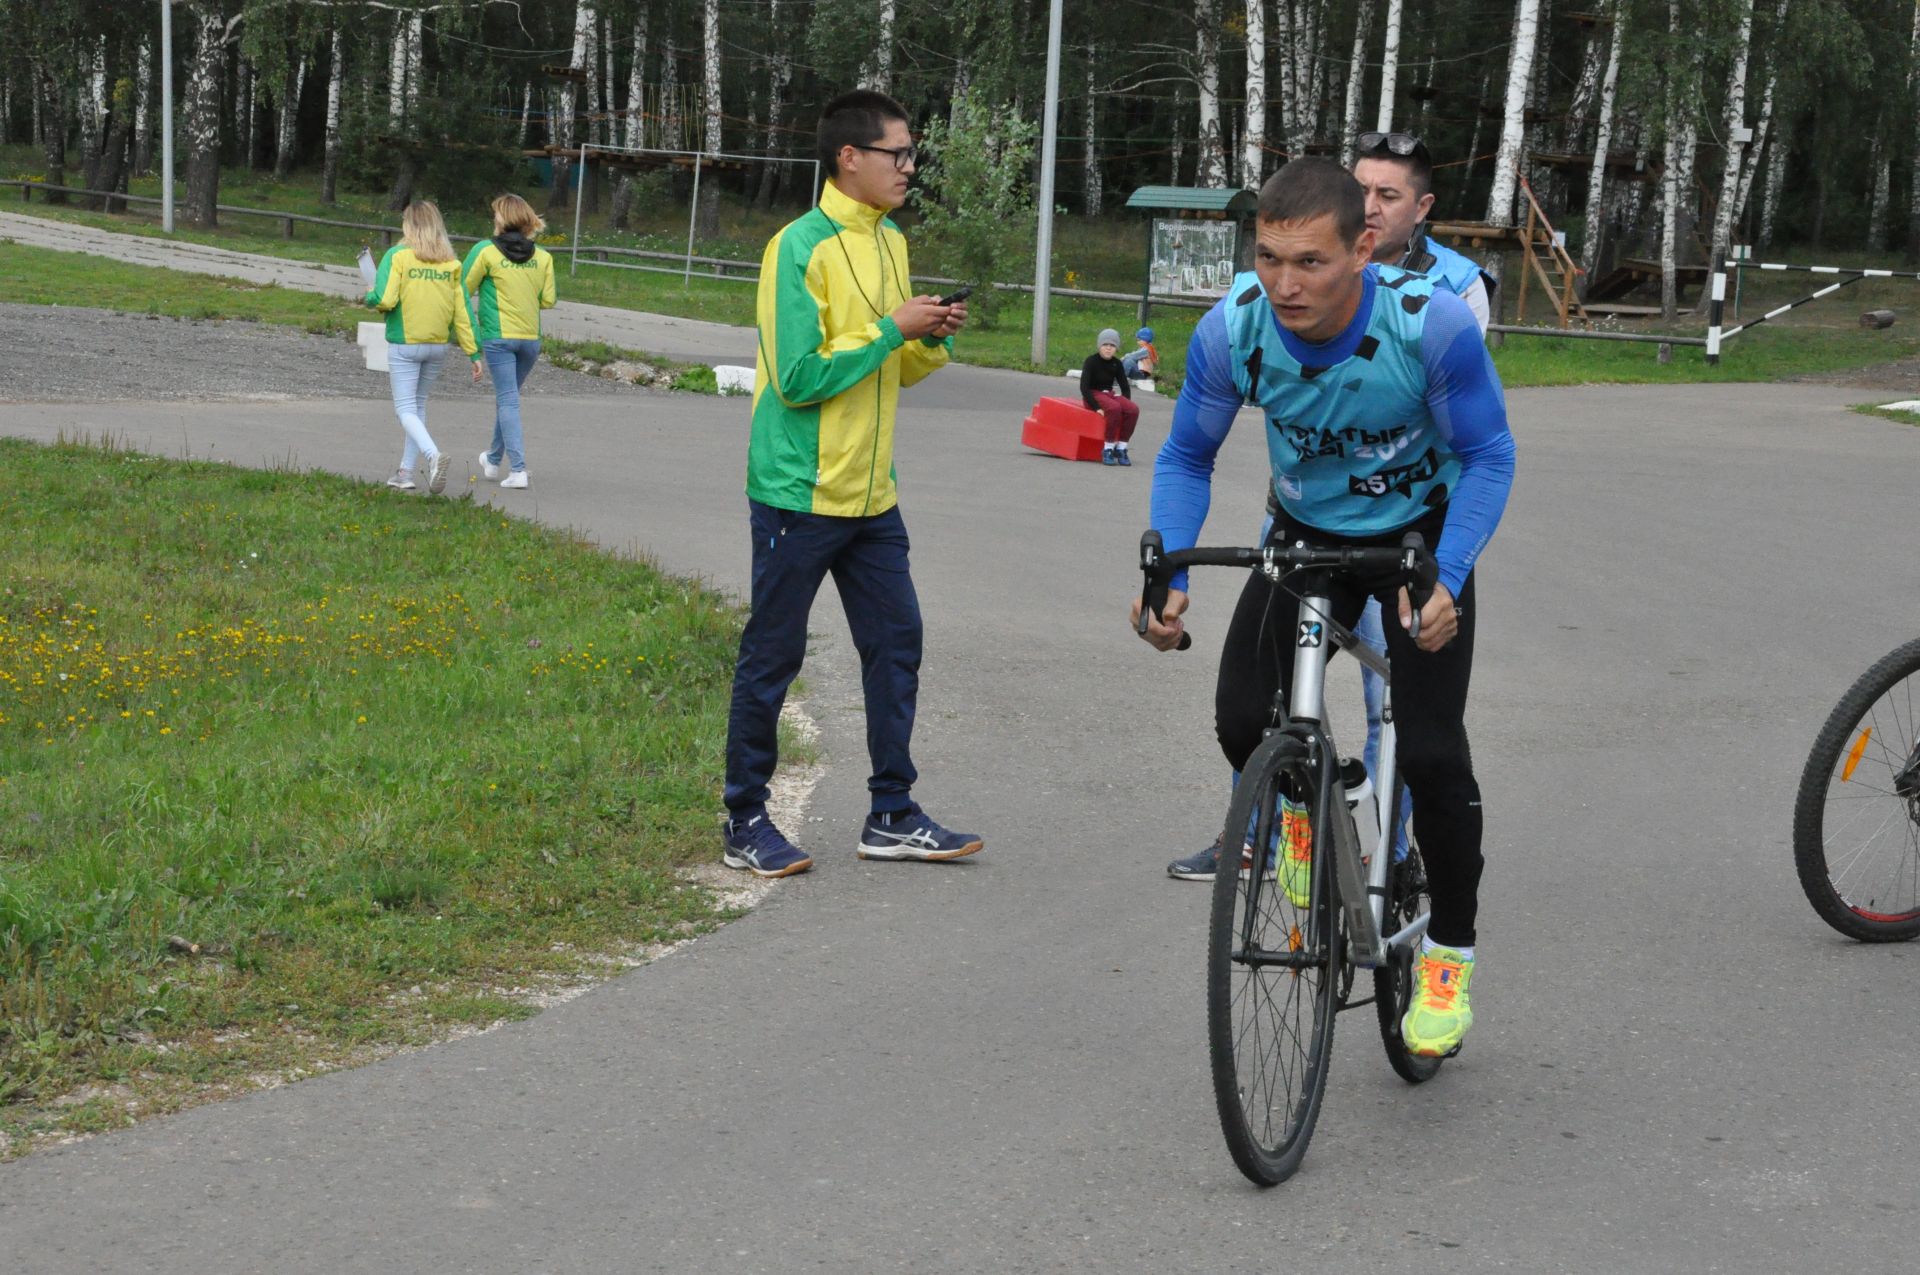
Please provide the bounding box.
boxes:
[491,192,545,237]
[399,200,457,264]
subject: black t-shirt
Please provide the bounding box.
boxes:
[1079,353,1132,409]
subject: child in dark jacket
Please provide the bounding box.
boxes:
[1080,327,1139,466]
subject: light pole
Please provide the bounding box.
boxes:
[1028,0,1063,367]
[160,0,174,232]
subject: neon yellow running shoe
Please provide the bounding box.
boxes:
[1401,945,1474,1056]
[1277,796,1312,908]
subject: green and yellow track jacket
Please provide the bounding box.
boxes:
[461,233,557,342]
[748,180,951,517]
[365,246,480,359]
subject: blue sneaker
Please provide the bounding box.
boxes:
[1167,834,1222,880]
[857,804,983,861]
[1101,446,1118,466]
[1116,448,1132,467]
[722,812,813,878]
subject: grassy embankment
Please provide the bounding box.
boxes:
[8,145,1920,387]
[0,434,768,1156]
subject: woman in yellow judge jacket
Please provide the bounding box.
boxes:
[461,193,556,490]
[365,200,480,494]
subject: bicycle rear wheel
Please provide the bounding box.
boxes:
[1792,637,1920,942]
[1208,733,1340,1186]
[1373,778,1443,1083]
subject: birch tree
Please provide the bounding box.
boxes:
[182,1,232,227]
[1579,0,1625,283]
[1339,0,1374,166]
[1243,0,1267,187]
[1193,0,1227,186]
[697,0,721,234]
[1485,0,1540,225]
[1086,44,1104,213]
[548,2,597,212]
[321,25,343,203]
[1375,0,1402,130]
[876,0,895,92]
[1707,0,1756,269]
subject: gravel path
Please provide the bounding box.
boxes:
[0,303,633,403]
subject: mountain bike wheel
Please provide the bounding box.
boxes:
[1793,637,1920,942]
[1208,733,1340,1186]
[1373,778,1443,1083]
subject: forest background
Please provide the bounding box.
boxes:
[4,0,1919,332]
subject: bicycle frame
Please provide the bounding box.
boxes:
[1274,571,1431,971]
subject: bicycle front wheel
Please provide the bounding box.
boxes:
[1208,733,1340,1186]
[1793,638,1920,942]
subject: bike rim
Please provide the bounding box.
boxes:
[1818,674,1920,924]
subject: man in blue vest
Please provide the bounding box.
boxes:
[1132,158,1516,1057]
[1353,130,1494,332]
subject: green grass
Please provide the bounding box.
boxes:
[9,143,1920,387]
[0,436,749,1153]
[1851,403,1920,427]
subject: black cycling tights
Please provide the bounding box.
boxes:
[1215,515,1485,949]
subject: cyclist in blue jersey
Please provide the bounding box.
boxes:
[1168,133,1492,882]
[1131,158,1516,1057]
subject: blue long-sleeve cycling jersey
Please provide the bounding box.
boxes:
[1151,266,1515,595]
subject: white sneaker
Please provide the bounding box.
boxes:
[426,451,452,494]
[477,451,501,480]
[500,470,529,489]
[384,469,416,491]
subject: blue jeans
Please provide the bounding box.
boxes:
[724,500,923,818]
[387,342,447,471]
[482,338,541,472]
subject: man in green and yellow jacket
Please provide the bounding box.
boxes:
[721,89,982,879]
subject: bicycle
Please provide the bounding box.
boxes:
[1137,528,1448,1186]
[1792,637,1920,942]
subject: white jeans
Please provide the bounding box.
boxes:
[388,342,448,471]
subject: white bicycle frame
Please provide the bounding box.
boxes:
[1273,561,1432,970]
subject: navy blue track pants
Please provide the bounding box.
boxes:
[724,499,922,817]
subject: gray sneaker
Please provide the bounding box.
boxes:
[385,469,416,491]
[426,450,452,494]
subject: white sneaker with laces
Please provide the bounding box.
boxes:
[477,451,501,480]
[500,470,529,489]
[426,450,452,494]
[385,469,416,491]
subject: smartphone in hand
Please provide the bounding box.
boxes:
[937,286,973,306]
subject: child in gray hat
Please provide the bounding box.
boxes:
[1080,327,1139,466]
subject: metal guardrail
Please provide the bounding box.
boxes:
[1488,323,1709,348]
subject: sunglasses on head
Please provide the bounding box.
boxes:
[1356,131,1426,158]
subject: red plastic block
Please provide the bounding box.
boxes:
[1021,396,1109,462]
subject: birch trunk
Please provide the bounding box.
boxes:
[1306,0,1326,139]
[134,37,153,174]
[36,61,65,200]
[1274,0,1295,153]
[1243,0,1267,187]
[876,0,895,92]
[1485,0,1540,225]
[1660,0,1682,318]
[235,54,254,171]
[322,27,343,203]
[1375,0,1402,131]
[1869,124,1891,251]
[625,12,648,150]
[758,0,793,207]
[549,2,597,212]
[1416,38,1437,132]
[600,13,614,145]
[387,16,408,124]
[1578,0,1624,284]
[1194,0,1227,187]
[521,82,534,147]
[1463,67,1490,191]
[1340,0,1374,165]
[1706,0,1754,271]
[1563,18,1605,154]
[1086,44,1104,213]
[183,4,226,227]
[1758,123,1786,246]
[1909,0,1920,251]
[661,32,681,151]
[275,56,306,180]
[1170,85,1186,182]
[698,0,721,234]
[1734,0,1786,225]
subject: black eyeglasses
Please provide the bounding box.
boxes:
[852,143,919,171]
[1356,131,1427,159]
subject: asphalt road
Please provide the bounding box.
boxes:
[1,349,1917,1272]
